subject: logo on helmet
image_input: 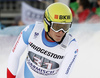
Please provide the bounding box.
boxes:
[54,15,58,19]
[54,15,70,20]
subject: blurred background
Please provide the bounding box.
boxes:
[0,0,100,27]
[0,0,100,78]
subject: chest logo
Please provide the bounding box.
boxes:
[33,32,39,38]
[29,42,64,59]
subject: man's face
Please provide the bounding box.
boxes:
[47,28,66,42]
[97,0,100,6]
[77,5,83,13]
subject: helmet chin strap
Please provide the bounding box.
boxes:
[46,32,66,44]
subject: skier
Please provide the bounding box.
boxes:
[7,2,78,78]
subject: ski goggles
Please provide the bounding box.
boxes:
[51,22,71,33]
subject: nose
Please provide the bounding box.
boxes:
[59,30,64,33]
[58,30,64,34]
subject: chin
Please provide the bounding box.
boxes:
[55,39,62,42]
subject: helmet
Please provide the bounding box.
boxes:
[43,2,73,32]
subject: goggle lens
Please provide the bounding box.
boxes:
[51,22,71,32]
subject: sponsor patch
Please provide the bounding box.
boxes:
[66,55,77,74]
[29,42,64,59]
[54,15,70,20]
[54,15,58,19]
[12,32,22,52]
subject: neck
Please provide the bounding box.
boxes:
[45,32,66,44]
[45,32,55,42]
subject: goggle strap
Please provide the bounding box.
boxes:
[44,13,51,26]
[46,32,56,42]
